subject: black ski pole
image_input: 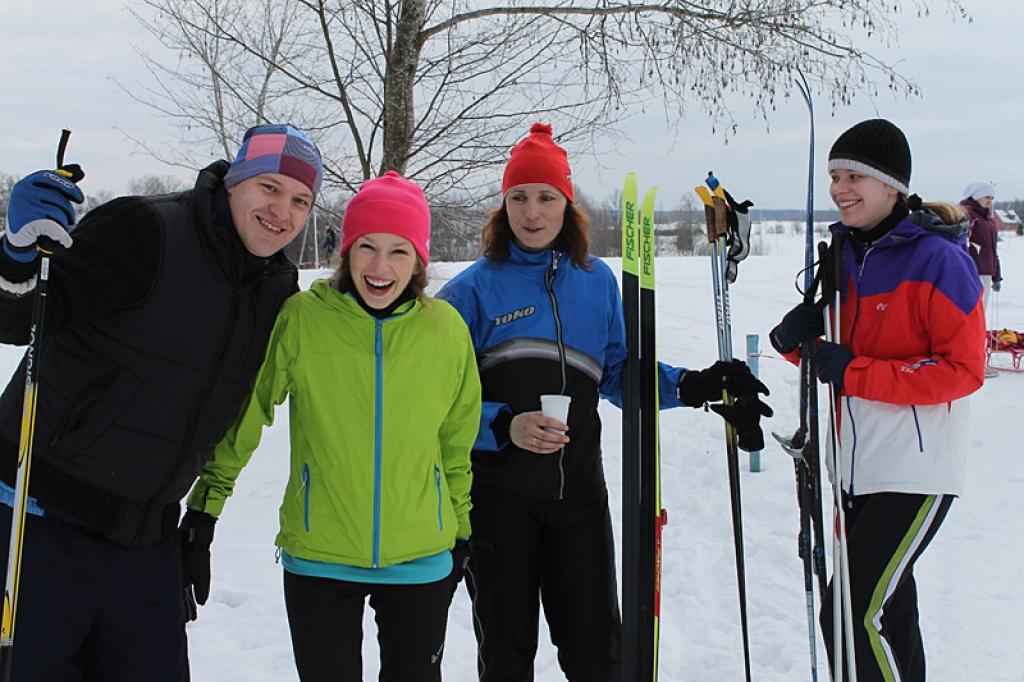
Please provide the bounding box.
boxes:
[696,175,753,682]
[0,129,81,681]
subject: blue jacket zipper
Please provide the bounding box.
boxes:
[544,252,568,499]
[372,319,384,567]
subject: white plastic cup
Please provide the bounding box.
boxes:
[540,394,571,434]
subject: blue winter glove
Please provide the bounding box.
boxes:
[769,302,825,354]
[3,170,83,263]
[814,342,854,390]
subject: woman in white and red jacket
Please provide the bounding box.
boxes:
[770,119,985,682]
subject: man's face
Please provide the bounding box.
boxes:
[227,173,313,257]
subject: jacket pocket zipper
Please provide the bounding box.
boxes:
[302,463,311,532]
[434,465,444,532]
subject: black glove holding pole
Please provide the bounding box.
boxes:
[769,302,824,354]
[677,359,773,452]
[677,359,769,407]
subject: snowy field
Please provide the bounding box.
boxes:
[3,230,1022,680]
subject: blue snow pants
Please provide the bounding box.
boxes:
[0,505,189,681]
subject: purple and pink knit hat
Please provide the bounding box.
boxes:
[224,124,324,196]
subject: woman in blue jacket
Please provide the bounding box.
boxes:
[439,123,771,680]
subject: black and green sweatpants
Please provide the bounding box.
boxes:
[821,492,954,682]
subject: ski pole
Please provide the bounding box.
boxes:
[0,129,80,681]
[696,176,753,682]
[821,236,858,682]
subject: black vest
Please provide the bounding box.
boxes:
[0,164,297,545]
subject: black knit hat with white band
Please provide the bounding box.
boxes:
[828,118,911,195]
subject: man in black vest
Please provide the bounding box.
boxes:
[0,124,322,681]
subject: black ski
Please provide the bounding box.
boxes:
[621,175,664,680]
[621,174,642,681]
[773,73,829,681]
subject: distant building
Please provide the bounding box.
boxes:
[994,209,1022,234]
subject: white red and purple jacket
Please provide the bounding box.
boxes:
[790,212,985,497]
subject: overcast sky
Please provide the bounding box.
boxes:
[1,1,1019,210]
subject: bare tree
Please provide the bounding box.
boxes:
[0,173,17,231]
[127,174,189,196]
[121,0,967,203]
[675,195,708,256]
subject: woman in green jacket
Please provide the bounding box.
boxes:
[184,171,481,681]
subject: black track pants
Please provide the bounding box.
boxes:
[465,491,621,681]
[283,571,452,682]
[0,505,188,682]
[820,492,953,682]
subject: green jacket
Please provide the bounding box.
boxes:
[188,278,481,567]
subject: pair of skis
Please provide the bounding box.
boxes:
[620,174,666,681]
[619,172,754,681]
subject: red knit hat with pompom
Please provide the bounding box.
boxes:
[501,123,574,202]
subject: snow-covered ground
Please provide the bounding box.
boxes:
[3,231,1022,680]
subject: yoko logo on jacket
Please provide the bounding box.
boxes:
[493,305,536,327]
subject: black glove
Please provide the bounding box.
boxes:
[180,509,217,621]
[710,393,774,452]
[769,302,825,354]
[677,359,769,408]
[814,342,854,390]
[993,279,1002,293]
[451,538,471,585]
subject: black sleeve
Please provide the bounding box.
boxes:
[0,197,162,345]
[490,408,512,448]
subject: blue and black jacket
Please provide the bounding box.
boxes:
[439,242,684,501]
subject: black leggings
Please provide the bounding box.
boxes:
[283,571,453,682]
[466,491,621,681]
[821,492,953,682]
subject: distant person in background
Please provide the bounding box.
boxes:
[961,182,1001,313]
[962,182,1001,378]
[321,225,338,260]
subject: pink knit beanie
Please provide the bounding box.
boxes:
[340,171,431,264]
